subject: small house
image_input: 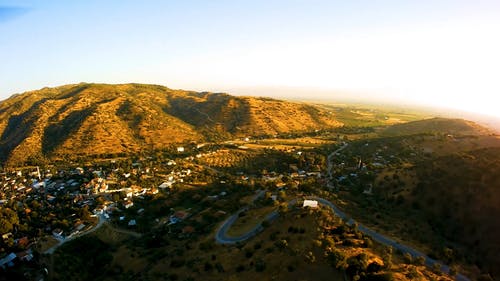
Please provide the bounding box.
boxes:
[124,200,134,209]
[303,200,318,208]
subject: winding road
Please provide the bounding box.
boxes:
[215,144,470,281]
[44,214,107,254]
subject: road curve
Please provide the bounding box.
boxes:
[306,196,469,281]
[215,144,470,281]
[215,190,280,244]
[215,194,469,281]
[44,214,107,254]
[324,144,469,281]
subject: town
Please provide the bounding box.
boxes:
[0,132,339,277]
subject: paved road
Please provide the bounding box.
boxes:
[323,144,470,281]
[326,144,348,189]
[215,190,269,244]
[306,196,469,281]
[44,214,107,254]
[215,144,470,281]
[216,194,469,280]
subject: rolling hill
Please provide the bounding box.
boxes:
[0,83,341,166]
[412,147,500,277]
[380,117,492,136]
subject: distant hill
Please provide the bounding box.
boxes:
[0,83,341,165]
[380,117,491,136]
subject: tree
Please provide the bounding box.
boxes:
[403,253,413,264]
[278,202,288,214]
[327,249,347,270]
[0,208,19,234]
[432,262,441,274]
[275,239,288,250]
[78,205,92,221]
[305,251,316,263]
[442,247,454,263]
[382,246,393,269]
[449,265,458,277]
[414,256,425,266]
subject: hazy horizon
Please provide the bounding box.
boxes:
[1,1,499,117]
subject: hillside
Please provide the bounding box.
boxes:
[330,127,500,279]
[0,83,341,166]
[380,117,491,136]
[411,147,500,278]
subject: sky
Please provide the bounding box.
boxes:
[1,0,500,117]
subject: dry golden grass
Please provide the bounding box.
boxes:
[148,208,344,281]
[36,236,60,253]
[225,206,277,237]
[111,245,149,272]
[0,83,343,165]
[90,223,134,245]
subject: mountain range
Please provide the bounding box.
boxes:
[0,83,341,165]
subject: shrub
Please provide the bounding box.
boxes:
[406,267,420,279]
[215,262,225,273]
[326,249,347,270]
[414,256,425,266]
[431,262,441,274]
[255,258,266,272]
[305,251,316,263]
[204,262,213,272]
[403,253,413,264]
[275,239,288,250]
[366,262,382,273]
[363,237,373,248]
[244,249,254,258]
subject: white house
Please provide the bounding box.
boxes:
[159,181,174,189]
[177,147,185,152]
[124,200,134,209]
[303,200,318,208]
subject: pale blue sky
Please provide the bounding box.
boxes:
[1,0,499,116]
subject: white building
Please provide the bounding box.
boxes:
[302,200,318,208]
